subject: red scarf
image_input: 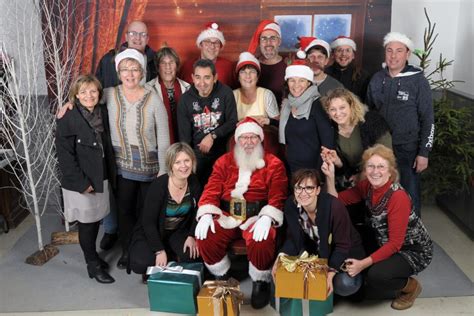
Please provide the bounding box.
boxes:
[159,79,182,144]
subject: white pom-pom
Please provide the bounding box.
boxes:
[256,159,265,169]
[296,50,306,59]
[211,23,218,30]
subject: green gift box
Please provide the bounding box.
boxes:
[271,282,333,316]
[147,261,203,314]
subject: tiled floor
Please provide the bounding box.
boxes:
[0,203,472,316]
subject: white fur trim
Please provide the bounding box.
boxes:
[115,48,145,72]
[304,39,331,58]
[197,204,222,220]
[196,28,225,47]
[330,37,357,51]
[231,169,252,199]
[234,121,264,142]
[249,262,272,282]
[255,159,265,169]
[236,52,260,73]
[263,22,281,37]
[259,205,283,227]
[239,215,259,231]
[285,64,313,82]
[296,50,306,59]
[217,214,242,229]
[383,32,414,51]
[205,255,231,276]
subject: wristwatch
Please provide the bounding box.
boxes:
[210,132,217,140]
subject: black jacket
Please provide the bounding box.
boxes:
[95,43,157,89]
[56,104,116,193]
[326,62,371,102]
[280,193,364,270]
[139,173,202,253]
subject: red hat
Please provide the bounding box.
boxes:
[235,52,260,74]
[234,117,264,142]
[247,20,281,55]
[196,22,225,48]
[284,59,313,82]
[330,36,357,51]
[296,36,331,59]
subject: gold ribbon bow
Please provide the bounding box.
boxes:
[204,278,244,316]
[279,251,328,299]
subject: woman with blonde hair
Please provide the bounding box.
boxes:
[322,144,433,310]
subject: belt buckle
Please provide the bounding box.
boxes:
[229,197,246,221]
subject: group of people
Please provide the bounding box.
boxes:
[55,18,434,311]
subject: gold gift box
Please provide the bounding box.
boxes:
[197,279,243,316]
[275,253,328,301]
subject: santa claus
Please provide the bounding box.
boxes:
[195,117,288,309]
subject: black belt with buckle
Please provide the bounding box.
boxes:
[221,199,267,221]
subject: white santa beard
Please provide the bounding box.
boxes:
[233,142,264,171]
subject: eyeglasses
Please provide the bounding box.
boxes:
[335,48,353,55]
[260,35,279,43]
[294,185,316,194]
[366,164,388,171]
[238,135,260,142]
[239,69,258,76]
[202,40,221,47]
[127,31,148,38]
[119,68,141,74]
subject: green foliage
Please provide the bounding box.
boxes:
[415,8,474,197]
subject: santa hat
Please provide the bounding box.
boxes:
[235,52,260,74]
[296,36,331,59]
[284,59,313,82]
[248,20,281,55]
[330,36,357,51]
[383,32,414,51]
[234,117,264,142]
[115,48,145,72]
[196,22,226,48]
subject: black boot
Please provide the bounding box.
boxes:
[100,233,118,250]
[98,257,109,270]
[87,262,115,284]
[251,281,270,309]
[116,252,129,270]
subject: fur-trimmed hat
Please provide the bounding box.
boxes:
[235,52,260,74]
[383,32,414,51]
[330,36,357,51]
[115,48,145,72]
[296,36,331,59]
[248,20,281,55]
[284,59,313,82]
[196,22,226,48]
[234,116,264,142]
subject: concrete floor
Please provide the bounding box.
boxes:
[0,203,472,316]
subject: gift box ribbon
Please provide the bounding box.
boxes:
[203,278,244,316]
[146,262,202,285]
[279,251,328,299]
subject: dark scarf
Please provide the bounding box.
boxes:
[77,101,104,146]
[159,79,182,143]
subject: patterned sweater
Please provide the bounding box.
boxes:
[104,86,170,182]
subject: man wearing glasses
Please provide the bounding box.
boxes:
[248,20,287,106]
[95,20,157,89]
[180,22,235,88]
[194,117,287,310]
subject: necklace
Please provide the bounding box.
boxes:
[170,177,187,190]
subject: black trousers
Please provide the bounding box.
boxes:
[365,253,413,292]
[129,227,199,275]
[78,221,101,264]
[116,176,151,252]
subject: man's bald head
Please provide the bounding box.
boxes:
[125,21,149,52]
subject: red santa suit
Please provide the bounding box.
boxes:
[196,151,287,281]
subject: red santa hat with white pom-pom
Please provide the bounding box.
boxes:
[296,36,331,59]
[330,36,357,51]
[234,117,264,143]
[196,22,226,48]
[247,20,281,55]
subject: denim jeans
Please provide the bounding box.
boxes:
[102,184,118,234]
[393,144,421,216]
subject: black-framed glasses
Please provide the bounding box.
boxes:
[294,185,316,194]
[127,31,148,38]
[260,35,279,43]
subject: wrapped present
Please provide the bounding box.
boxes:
[275,252,328,301]
[147,261,203,314]
[273,295,334,316]
[197,278,244,316]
